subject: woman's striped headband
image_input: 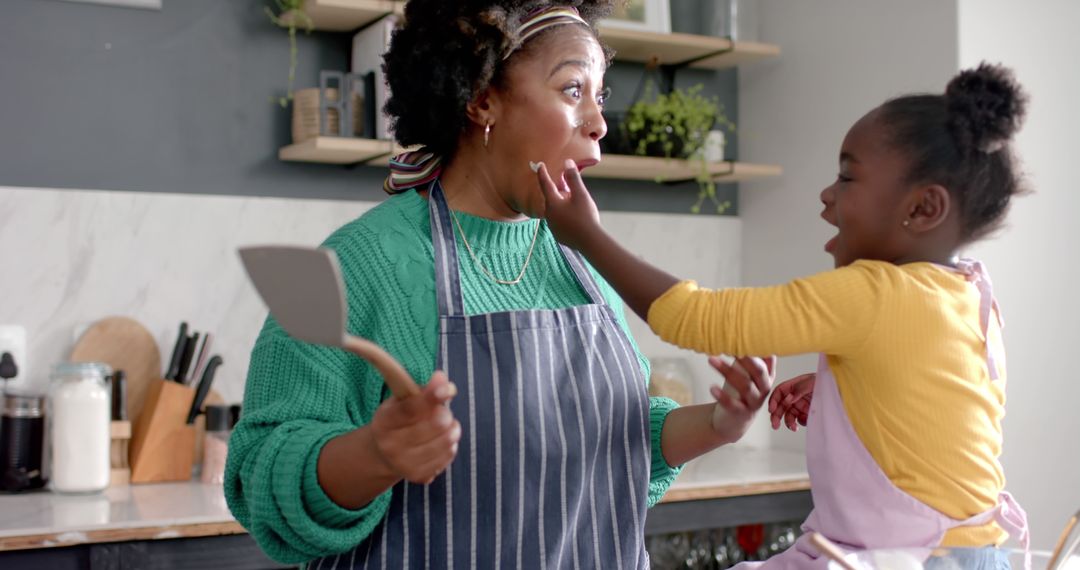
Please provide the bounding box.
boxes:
[504,6,589,60]
[384,6,589,194]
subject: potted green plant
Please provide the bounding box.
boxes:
[623,82,736,213]
[265,0,314,108]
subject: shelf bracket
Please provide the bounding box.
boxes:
[655,42,737,94]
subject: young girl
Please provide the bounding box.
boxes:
[536,63,1031,568]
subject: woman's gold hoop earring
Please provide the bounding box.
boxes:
[484,123,492,148]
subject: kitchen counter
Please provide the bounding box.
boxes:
[662,445,810,503]
[0,482,240,551]
[0,447,811,552]
[646,446,813,536]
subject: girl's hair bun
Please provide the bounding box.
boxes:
[946,62,1028,153]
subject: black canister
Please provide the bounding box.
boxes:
[0,393,47,492]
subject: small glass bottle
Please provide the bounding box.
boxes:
[201,405,232,484]
[49,363,111,494]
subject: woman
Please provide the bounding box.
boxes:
[225,1,775,567]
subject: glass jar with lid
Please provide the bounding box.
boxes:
[49,362,111,494]
[648,357,695,406]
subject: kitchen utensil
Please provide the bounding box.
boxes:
[808,532,859,570]
[1050,508,1080,570]
[70,316,161,424]
[186,355,222,424]
[187,332,213,386]
[175,332,199,384]
[239,246,420,399]
[110,370,127,421]
[164,322,188,381]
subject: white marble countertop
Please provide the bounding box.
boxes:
[0,448,809,550]
[662,446,810,502]
[0,482,241,551]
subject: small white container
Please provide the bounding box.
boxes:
[703,130,727,163]
[49,363,111,494]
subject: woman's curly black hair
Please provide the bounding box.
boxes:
[382,0,616,159]
[878,62,1030,242]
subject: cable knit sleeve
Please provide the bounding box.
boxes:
[646,395,682,507]
[223,208,426,564]
[224,324,389,564]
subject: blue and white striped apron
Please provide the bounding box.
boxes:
[313,182,651,569]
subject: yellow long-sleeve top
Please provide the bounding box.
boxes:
[648,260,1007,547]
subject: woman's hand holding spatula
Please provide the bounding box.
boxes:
[315,370,460,508]
[368,371,461,484]
[239,245,458,508]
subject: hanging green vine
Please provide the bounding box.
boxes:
[265,0,314,108]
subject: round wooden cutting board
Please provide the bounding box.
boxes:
[70,316,162,423]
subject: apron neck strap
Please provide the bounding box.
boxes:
[428,181,466,317]
[557,242,606,305]
[953,258,1004,381]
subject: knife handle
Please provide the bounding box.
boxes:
[186,355,222,424]
[175,332,199,384]
[165,322,188,380]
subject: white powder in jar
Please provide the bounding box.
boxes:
[50,374,111,493]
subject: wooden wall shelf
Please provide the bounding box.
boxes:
[278,137,393,164]
[586,154,782,184]
[280,138,782,184]
[598,26,780,69]
[280,1,781,70]
[279,0,403,33]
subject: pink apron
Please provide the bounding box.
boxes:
[737,260,1029,569]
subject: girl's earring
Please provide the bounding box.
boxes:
[484,122,492,148]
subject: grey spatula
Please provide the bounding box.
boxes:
[239,245,420,399]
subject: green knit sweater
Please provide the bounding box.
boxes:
[224,190,682,564]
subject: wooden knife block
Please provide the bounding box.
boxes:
[129,379,196,484]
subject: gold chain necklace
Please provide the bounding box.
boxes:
[449,208,541,286]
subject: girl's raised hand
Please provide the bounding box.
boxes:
[768,373,815,432]
[535,159,602,252]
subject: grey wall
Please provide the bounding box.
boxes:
[959,0,1080,549]
[0,0,740,214]
[738,0,960,451]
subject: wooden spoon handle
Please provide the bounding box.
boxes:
[1049,510,1080,570]
[808,533,859,570]
[343,336,421,399]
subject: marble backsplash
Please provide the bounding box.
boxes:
[0,184,755,443]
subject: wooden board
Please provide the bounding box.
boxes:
[584,155,783,183]
[597,26,780,69]
[280,0,400,32]
[278,136,394,164]
[70,316,161,424]
[660,478,811,503]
